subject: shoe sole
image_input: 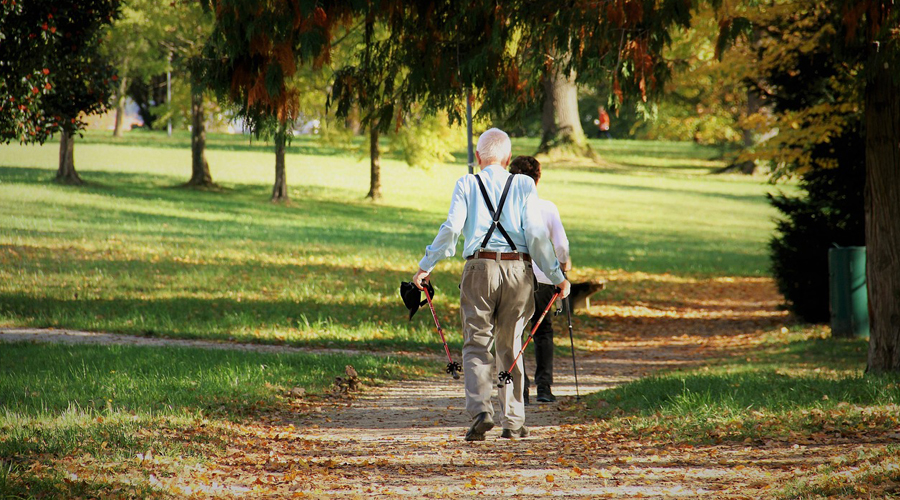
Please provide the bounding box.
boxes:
[465,419,495,441]
[536,397,557,403]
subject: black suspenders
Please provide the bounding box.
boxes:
[474,174,517,251]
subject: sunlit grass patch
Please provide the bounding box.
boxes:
[585,333,900,444]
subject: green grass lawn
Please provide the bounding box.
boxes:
[4,129,896,498]
[0,130,782,348]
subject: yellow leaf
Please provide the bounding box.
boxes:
[546,474,555,483]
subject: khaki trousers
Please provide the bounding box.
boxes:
[459,257,535,430]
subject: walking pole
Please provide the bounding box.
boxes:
[422,286,462,379]
[497,288,561,387]
[565,296,580,400]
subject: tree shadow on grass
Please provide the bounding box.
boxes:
[0,257,460,352]
[0,166,772,275]
[0,166,442,252]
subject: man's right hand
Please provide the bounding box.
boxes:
[412,269,430,290]
[556,279,571,300]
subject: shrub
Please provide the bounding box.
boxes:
[768,125,865,323]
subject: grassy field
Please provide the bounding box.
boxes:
[0,130,779,348]
[3,130,897,498]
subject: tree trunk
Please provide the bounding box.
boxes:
[271,127,288,202]
[347,104,362,135]
[537,58,593,158]
[187,90,214,187]
[56,129,83,185]
[367,123,381,200]
[733,87,762,174]
[864,61,900,374]
[113,72,129,138]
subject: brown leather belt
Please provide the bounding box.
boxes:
[467,251,531,263]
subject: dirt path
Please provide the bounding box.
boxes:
[3,278,884,498]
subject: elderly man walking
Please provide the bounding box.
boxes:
[412,128,570,441]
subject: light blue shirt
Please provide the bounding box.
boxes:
[418,165,565,285]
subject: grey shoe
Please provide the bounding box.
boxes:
[500,426,529,439]
[465,412,495,441]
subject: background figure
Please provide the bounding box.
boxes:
[508,156,571,404]
[596,106,612,139]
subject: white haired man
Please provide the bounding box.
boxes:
[412,128,570,441]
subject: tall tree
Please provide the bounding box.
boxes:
[202,0,355,202]
[537,55,592,158]
[168,3,217,187]
[330,2,691,158]
[101,0,169,138]
[363,15,381,200]
[0,0,120,184]
[845,0,900,373]
[729,0,866,323]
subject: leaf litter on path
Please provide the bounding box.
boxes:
[5,275,891,498]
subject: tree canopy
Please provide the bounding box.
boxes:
[0,0,120,144]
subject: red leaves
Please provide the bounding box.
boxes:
[606,1,624,27]
[249,33,272,56]
[624,0,643,23]
[273,42,296,77]
[622,38,655,102]
[613,75,624,104]
[312,6,326,27]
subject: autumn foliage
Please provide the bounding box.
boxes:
[0,0,119,144]
[202,0,355,132]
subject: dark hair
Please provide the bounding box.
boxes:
[509,155,541,183]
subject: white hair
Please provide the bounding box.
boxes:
[476,128,511,164]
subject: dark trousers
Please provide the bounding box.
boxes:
[524,283,556,392]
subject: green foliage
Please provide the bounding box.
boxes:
[101,0,171,83]
[718,0,867,323]
[201,0,355,134]
[0,0,120,143]
[329,1,692,133]
[102,0,216,127]
[389,112,466,169]
[768,134,866,323]
[723,0,864,177]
